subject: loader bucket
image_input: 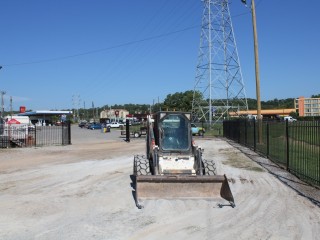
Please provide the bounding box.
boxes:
[135,174,234,208]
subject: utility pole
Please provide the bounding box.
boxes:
[72,94,81,122]
[0,66,3,119]
[77,95,81,120]
[72,95,76,122]
[92,101,95,122]
[252,0,263,144]
[242,0,262,143]
[10,96,13,118]
[0,91,6,119]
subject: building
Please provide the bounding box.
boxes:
[295,96,320,117]
[18,110,73,125]
[100,109,129,122]
[230,109,296,119]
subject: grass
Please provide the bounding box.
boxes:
[202,123,223,136]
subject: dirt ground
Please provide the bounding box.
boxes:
[0,126,319,240]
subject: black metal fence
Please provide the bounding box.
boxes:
[0,122,71,148]
[223,119,320,186]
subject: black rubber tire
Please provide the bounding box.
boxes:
[134,155,151,176]
[134,132,140,138]
[198,130,204,136]
[195,148,204,175]
[133,156,137,175]
[203,159,217,175]
[153,150,159,175]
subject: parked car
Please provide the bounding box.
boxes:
[89,123,102,130]
[78,121,87,128]
[106,122,124,128]
[191,123,205,136]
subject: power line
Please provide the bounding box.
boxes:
[3,25,200,67]
[80,0,202,101]
[70,0,201,101]
[2,1,255,68]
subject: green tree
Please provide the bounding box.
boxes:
[246,97,295,110]
[311,94,320,98]
[163,90,203,111]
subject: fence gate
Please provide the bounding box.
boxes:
[0,123,71,148]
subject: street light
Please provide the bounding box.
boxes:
[0,66,4,120]
[242,0,263,143]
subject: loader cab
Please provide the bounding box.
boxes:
[157,112,191,152]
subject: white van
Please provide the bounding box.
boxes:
[4,115,31,125]
[284,116,297,122]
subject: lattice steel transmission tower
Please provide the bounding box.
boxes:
[192,0,248,124]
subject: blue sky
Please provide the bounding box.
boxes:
[1,0,320,111]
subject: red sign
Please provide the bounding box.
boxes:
[115,110,119,116]
[7,118,21,124]
[20,106,26,113]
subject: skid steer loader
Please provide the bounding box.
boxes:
[133,111,234,209]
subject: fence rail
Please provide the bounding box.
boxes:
[0,123,71,148]
[223,119,320,186]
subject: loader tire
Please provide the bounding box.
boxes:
[134,132,141,138]
[134,155,151,176]
[133,156,137,175]
[203,159,217,175]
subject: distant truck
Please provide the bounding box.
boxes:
[284,116,297,122]
[121,126,147,138]
[106,122,124,128]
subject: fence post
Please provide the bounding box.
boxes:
[267,121,269,158]
[68,122,71,145]
[125,119,130,142]
[253,120,256,151]
[61,122,64,145]
[34,125,37,147]
[318,121,320,185]
[286,119,289,171]
[244,120,247,146]
[237,119,240,143]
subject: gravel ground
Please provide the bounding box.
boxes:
[0,125,319,239]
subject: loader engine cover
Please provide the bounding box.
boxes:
[159,155,196,175]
